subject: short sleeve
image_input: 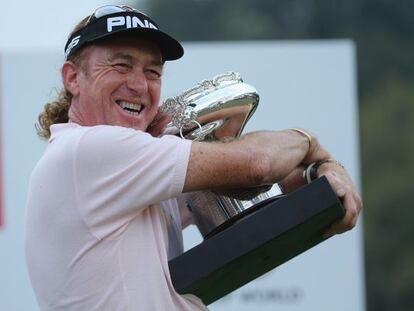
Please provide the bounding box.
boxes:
[73,125,192,238]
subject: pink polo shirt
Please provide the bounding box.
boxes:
[25,123,207,310]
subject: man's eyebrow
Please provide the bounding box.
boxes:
[108,52,134,62]
[108,52,163,67]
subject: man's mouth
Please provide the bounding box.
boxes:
[116,100,144,116]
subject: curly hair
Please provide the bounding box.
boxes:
[36,15,93,139]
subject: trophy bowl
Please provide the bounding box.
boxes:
[161,72,282,238]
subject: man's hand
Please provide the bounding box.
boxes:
[317,162,363,238]
[146,111,172,137]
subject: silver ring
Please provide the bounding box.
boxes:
[180,120,203,140]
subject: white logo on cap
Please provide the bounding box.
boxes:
[65,35,81,57]
[107,15,158,32]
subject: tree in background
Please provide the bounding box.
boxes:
[140,0,414,310]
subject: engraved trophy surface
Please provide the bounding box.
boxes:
[161,72,282,238]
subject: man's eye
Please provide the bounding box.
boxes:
[113,63,131,70]
[145,69,162,79]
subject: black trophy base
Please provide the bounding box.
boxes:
[168,177,345,305]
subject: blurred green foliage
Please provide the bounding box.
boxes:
[139,0,414,310]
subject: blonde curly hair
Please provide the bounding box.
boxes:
[36,15,93,139]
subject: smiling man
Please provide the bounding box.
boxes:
[25,5,362,311]
[65,37,163,131]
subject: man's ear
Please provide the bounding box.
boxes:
[61,61,80,96]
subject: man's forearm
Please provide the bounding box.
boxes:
[183,129,330,192]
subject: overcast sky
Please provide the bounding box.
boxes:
[0,0,143,52]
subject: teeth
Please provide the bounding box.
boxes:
[118,101,143,115]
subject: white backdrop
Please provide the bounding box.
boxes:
[0,40,365,310]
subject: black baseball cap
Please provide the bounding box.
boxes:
[64,6,183,61]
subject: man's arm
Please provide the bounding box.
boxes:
[183,129,362,237]
[183,129,329,192]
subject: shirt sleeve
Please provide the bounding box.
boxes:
[73,125,192,238]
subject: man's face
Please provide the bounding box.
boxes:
[68,36,164,131]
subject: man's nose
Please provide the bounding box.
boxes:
[127,70,148,95]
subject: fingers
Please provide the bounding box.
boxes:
[324,171,345,197]
[322,170,362,239]
[323,190,359,238]
[147,112,172,137]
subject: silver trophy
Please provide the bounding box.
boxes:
[161,72,282,238]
